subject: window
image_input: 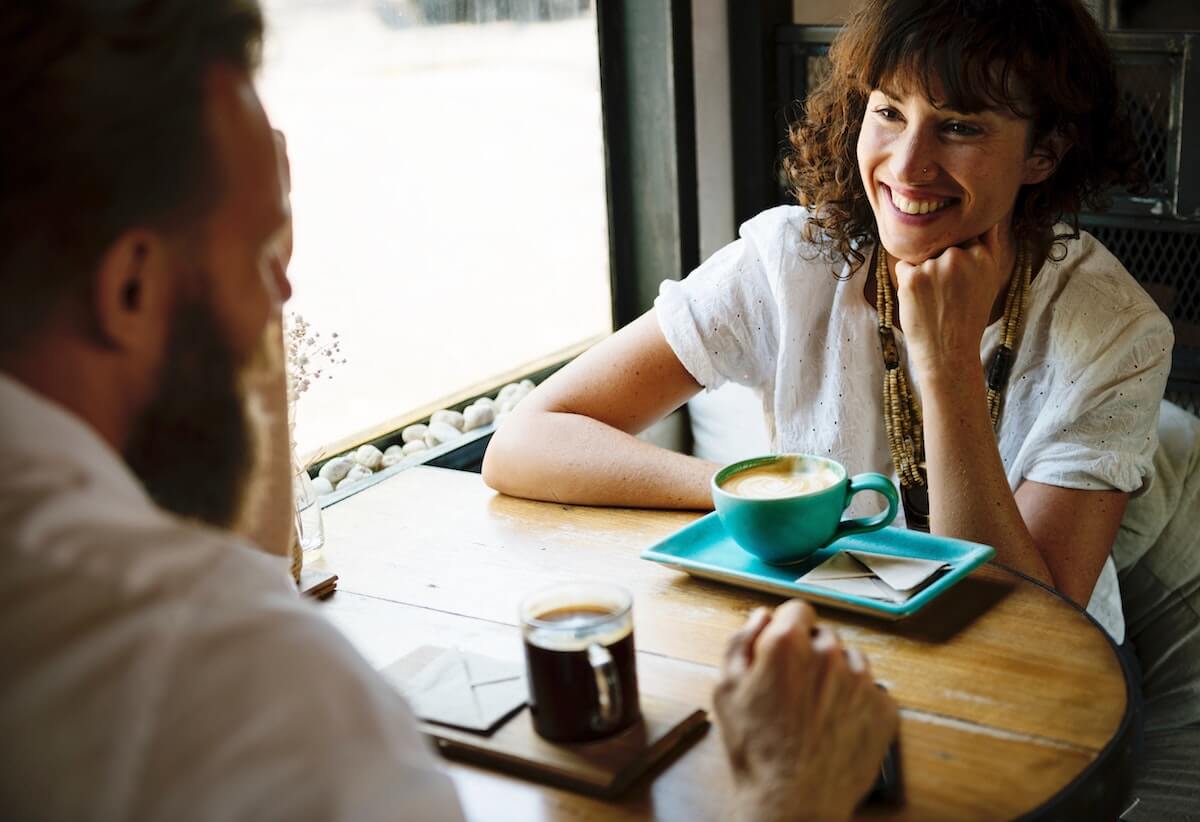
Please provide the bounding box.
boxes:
[259,0,612,460]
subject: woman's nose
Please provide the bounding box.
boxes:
[890,127,939,184]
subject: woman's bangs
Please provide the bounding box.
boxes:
[859,22,1034,117]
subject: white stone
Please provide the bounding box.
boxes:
[402,440,428,455]
[498,382,522,400]
[311,476,335,496]
[337,464,374,489]
[381,451,403,468]
[317,455,354,484]
[472,396,496,410]
[520,379,535,391]
[463,403,495,431]
[402,424,428,444]
[354,444,383,471]
[494,411,510,429]
[425,420,462,446]
[430,409,465,431]
[498,396,520,414]
[383,444,404,460]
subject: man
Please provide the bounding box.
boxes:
[0,2,897,820]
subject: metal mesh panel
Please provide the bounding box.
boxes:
[1114,60,1175,197]
[1084,224,1200,350]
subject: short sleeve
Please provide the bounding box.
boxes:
[655,225,781,392]
[1022,294,1174,495]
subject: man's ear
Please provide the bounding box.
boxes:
[1023,127,1073,186]
[91,230,173,352]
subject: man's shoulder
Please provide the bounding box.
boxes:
[2,504,461,821]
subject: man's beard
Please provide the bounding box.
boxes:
[124,297,264,530]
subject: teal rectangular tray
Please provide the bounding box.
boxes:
[641,513,995,619]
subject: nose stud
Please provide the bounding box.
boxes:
[922,167,929,175]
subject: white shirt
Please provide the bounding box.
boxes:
[0,375,463,822]
[657,206,1175,642]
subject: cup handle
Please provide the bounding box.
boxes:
[832,473,900,541]
[587,643,622,731]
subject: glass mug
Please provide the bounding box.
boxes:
[519,582,641,743]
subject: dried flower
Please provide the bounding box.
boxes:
[284,312,346,444]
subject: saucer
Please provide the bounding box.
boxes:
[640,513,995,619]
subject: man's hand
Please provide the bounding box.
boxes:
[714,601,899,822]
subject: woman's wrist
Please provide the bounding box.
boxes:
[912,352,985,395]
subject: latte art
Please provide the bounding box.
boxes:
[721,460,840,499]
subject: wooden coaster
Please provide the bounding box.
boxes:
[387,647,708,798]
[436,695,707,798]
[428,694,708,798]
[300,567,338,599]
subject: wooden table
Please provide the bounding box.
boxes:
[312,465,1135,821]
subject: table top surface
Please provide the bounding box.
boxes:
[312,465,1130,821]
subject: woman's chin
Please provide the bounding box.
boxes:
[880,240,943,266]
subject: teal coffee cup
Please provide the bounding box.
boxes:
[712,454,900,565]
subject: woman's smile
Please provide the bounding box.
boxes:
[881,182,958,221]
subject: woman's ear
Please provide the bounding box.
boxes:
[1023,127,1073,186]
[91,229,173,353]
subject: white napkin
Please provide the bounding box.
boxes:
[797,550,949,604]
[386,647,527,732]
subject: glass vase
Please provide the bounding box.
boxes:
[293,461,325,563]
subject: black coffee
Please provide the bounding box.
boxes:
[524,605,640,742]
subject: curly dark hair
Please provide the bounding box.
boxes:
[783,0,1146,272]
[0,0,263,351]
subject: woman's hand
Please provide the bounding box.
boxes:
[894,223,1010,378]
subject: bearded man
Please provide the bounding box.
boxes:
[0,2,461,817]
[0,3,895,821]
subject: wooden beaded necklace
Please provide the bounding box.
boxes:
[875,243,1032,532]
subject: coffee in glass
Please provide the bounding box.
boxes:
[519,583,640,743]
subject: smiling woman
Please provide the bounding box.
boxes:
[482,0,1174,648]
[787,0,1145,272]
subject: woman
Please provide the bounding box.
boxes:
[482,0,1173,642]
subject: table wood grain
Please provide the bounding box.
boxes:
[312,465,1131,821]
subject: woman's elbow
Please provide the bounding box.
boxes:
[481,412,534,495]
[481,432,512,493]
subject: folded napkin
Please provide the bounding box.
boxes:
[384,647,527,734]
[797,550,949,603]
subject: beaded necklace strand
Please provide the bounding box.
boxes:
[875,243,1032,531]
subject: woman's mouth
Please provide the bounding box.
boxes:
[881,183,958,220]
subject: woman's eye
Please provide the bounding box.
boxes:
[874,106,901,122]
[944,121,981,136]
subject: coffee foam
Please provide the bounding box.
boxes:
[721,458,840,499]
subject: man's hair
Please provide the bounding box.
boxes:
[783,0,1145,272]
[0,1,264,349]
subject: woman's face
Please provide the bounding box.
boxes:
[856,85,1052,264]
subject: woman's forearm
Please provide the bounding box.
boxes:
[482,409,719,510]
[920,362,1053,585]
